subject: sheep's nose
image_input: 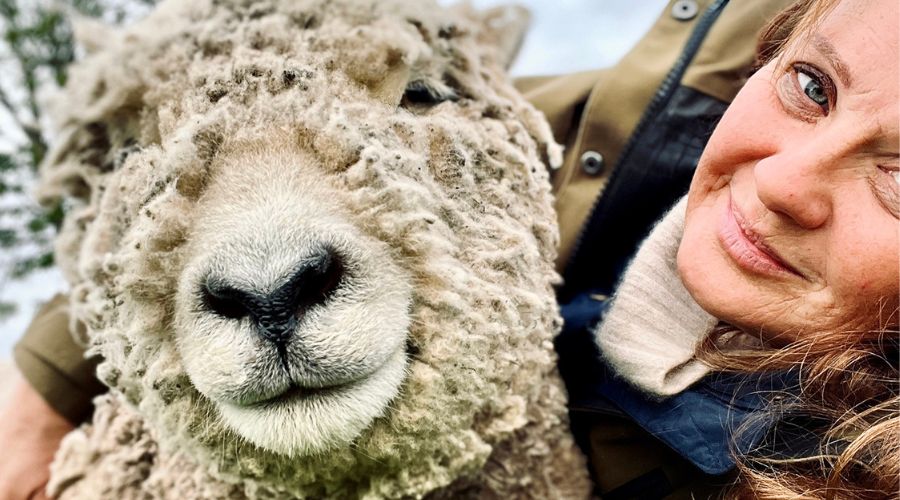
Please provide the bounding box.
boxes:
[201,247,344,345]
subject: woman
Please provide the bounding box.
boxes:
[592,0,898,497]
[687,0,898,495]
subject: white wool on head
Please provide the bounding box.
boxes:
[39,0,588,498]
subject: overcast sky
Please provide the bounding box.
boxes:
[447,0,669,76]
[0,1,669,358]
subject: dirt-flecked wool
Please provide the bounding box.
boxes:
[38,0,590,498]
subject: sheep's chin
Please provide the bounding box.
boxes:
[216,348,408,456]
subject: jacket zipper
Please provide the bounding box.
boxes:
[563,0,728,287]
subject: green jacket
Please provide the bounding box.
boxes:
[16,0,792,497]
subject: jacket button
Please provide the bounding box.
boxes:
[671,0,698,21]
[580,150,606,176]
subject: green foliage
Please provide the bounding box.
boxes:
[0,300,15,321]
[0,0,155,287]
[11,250,55,278]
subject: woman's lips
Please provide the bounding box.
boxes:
[717,197,803,278]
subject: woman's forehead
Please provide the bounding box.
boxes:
[803,0,899,140]
[816,0,899,76]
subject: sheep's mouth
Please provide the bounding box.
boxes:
[248,381,352,407]
[234,346,401,408]
[214,347,410,455]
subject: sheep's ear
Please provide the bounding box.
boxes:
[454,3,531,70]
[71,16,119,55]
[370,62,412,106]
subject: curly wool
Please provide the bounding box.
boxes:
[40,0,589,498]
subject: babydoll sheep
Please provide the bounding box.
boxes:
[37,0,591,497]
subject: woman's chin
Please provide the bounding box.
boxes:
[678,203,757,330]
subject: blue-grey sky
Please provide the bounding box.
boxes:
[443,0,668,76]
[0,1,668,358]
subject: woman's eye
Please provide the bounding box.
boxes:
[791,63,835,115]
[875,164,900,218]
[797,72,828,107]
[880,165,900,188]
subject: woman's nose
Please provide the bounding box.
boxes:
[753,149,834,229]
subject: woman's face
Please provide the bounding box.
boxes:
[678,0,898,342]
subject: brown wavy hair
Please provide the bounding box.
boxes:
[695,1,900,498]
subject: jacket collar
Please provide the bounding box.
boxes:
[589,195,800,475]
[594,196,719,396]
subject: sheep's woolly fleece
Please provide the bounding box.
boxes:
[39,0,590,498]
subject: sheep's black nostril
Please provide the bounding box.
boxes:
[199,246,344,345]
[202,280,252,320]
[287,246,344,313]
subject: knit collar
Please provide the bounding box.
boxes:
[594,196,719,397]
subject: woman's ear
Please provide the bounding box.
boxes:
[452,3,531,70]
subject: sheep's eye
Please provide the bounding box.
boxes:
[401,80,457,106]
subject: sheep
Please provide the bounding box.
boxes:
[36,0,592,497]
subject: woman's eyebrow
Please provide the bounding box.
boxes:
[812,33,853,88]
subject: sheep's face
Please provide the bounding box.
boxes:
[45,0,566,494]
[175,142,412,455]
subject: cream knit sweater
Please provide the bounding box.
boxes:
[594,196,719,397]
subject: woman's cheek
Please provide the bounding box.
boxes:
[828,231,900,329]
[690,76,783,198]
